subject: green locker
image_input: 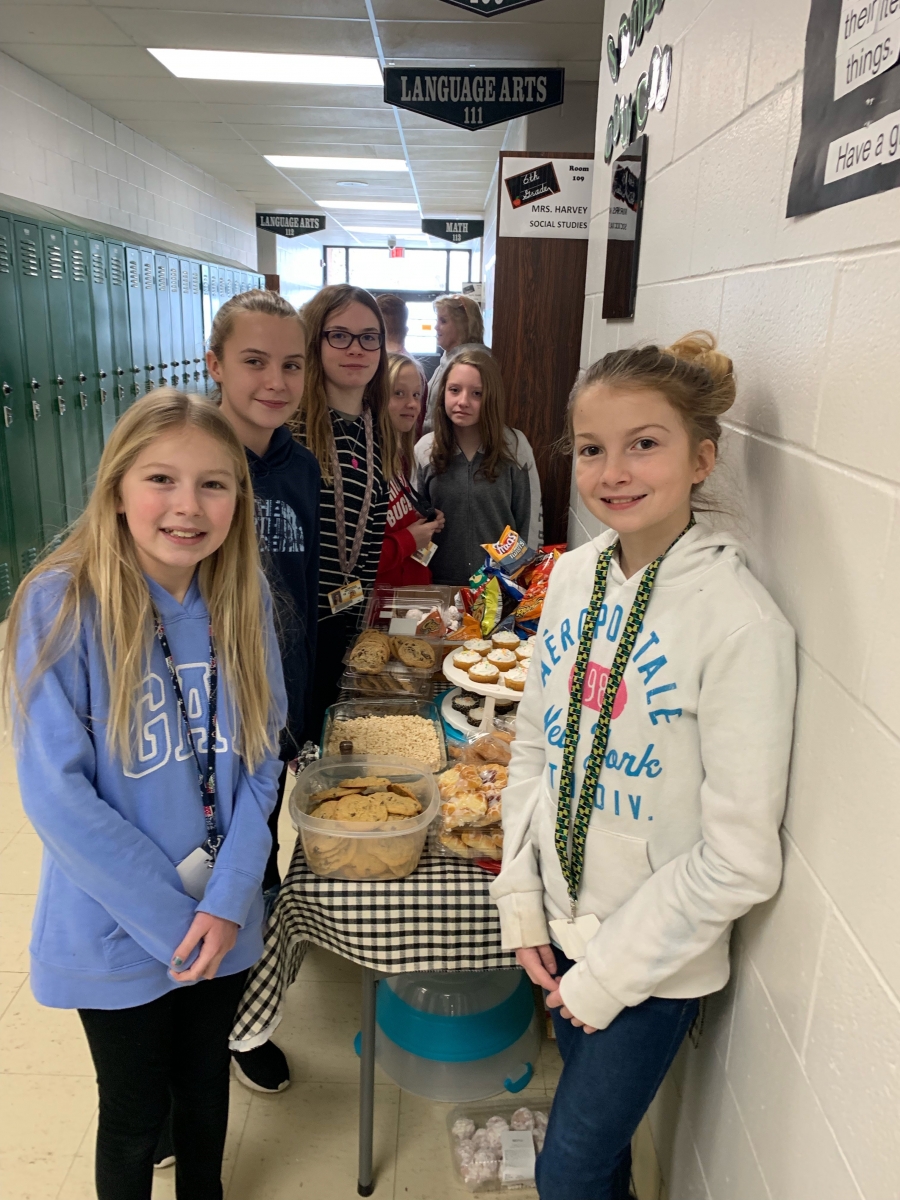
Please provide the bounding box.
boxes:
[155,253,173,389]
[189,261,205,392]
[0,213,42,606]
[140,248,160,392]
[178,259,194,391]
[125,245,145,406]
[169,258,186,389]
[240,270,249,294]
[14,220,66,543]
[43,225,86,522]
[201,263,213,393]
[67,231,103,489]
[89,239,116,441]
[107,242,130,416]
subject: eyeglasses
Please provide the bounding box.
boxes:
[322,329,383,351]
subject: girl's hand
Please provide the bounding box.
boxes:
[545,988,598,1035]
[170,913,239,983]
[515,945,559,992]
[409,513,444,551]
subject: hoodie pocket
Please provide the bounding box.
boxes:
[581,826,654,919]
[101,924,154,971]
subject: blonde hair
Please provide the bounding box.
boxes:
[208,288,305,403]
[386,352,425,478]
[435,293,484,345]
[2,390,277,771]
[430,348,515,483]
[292,285,391,484]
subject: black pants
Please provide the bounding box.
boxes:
[263,760,289,893]
[303,610,360,743]
[79,969,248,1200]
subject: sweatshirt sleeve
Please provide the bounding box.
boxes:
[378,524,418,577]
[510,430,542,549]
[488,654,553,948]
[13,580,198,967]
[198,582,288,927]
[559,617,797,1030]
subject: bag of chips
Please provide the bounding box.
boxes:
[515,548,561,633]
[482,526,537,579]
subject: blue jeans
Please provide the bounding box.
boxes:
[536,952,700,1200]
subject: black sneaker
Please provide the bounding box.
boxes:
[231,1041,291,1093]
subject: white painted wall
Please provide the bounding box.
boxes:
[0,48,256,267]
[577,3,900,1198]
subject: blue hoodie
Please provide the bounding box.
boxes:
[13,569,287,1010]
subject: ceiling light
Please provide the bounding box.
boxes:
[265,155,407,172]
[319,200,420,211]
[336,181,370,188]
[147,48,383,86]
[345,226,430,237]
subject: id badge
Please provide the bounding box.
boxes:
[176,846,215,901]
[412,541,438,567]
[328,579,364,615]
[549,913,601,962]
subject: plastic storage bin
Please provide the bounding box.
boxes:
[290,755,439,881]
[320,697,447,772]
[447,1097,551,1192]
[372,969,540,1102]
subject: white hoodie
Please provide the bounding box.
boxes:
[489,525,796,1030]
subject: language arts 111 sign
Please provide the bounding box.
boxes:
[384,68,564,131]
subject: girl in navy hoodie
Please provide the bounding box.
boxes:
[2,390,286,1200]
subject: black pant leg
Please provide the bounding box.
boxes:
[79,993,176,1200]
[169,970,249,1200]
[262,760,290,892]
[303,611,359,743]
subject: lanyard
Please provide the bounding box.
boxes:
[330,406,375,581]
[395,471,429,518]
[153,608,221,860]
[555,517,695,913]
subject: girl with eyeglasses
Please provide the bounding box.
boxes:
[292,285,392,740]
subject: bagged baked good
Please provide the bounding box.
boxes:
[347,630,391,674]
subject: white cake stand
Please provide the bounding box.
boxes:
[441,658,526,733]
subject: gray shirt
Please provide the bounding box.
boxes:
[414,427,542,585]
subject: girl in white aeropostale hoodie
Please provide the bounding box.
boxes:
[490,333,797,1200]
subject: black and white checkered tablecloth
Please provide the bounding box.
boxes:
[230,841,516,1048]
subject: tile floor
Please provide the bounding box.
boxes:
[0,616,663,1199]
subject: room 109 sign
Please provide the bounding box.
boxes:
[498,157,595,239]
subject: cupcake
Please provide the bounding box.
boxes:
[527,634,537,646]
[494,699,514,715]
[453,649,483,670]
[467,706,486,728]
[452,693,478,716]
[468,659,500,685]
[515,641,534,662]
[463,638,493,656]
[503,666,528,692]
[492,630,520,651]
[487,648,517,672]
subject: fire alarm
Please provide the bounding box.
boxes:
[389,246,405,258]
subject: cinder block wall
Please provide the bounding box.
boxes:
[576,2,900,1197]
[0,48,256,266]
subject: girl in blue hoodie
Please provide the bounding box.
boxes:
[2,389,286,1200]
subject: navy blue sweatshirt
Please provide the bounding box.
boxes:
[246,425,321,758]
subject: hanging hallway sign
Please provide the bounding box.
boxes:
[384,68,564,132]
[256,213,326,237]
[422,218,485,243]
[438,0,546,12]
[787,0,900,216]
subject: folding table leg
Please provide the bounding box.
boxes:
[358,967,377,1196]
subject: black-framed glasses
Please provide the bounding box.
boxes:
[322,329,383,351]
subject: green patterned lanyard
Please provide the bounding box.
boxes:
[555,517,696,914]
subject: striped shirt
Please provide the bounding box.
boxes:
[313,408,389,624]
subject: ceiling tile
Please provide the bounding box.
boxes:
[0,4,132,43]
[99,10,375,55]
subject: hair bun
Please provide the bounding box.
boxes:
[666,331,735,415]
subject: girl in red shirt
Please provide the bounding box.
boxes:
[377,354,444,585]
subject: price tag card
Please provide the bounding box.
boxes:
[548,914,601,962]
[412,541,438,566]
[328,579,364,615]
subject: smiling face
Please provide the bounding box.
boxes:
[388,363,423,434]
[207,311,305,455]
[572,383,715,541]
[320,300,382,394]
[117,427,238,600]
[444,362,483,429]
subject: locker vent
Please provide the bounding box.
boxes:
[0,562,10,602]
[170,266,178,293]
[71,246,88,282]
[111,254,125,286]
[21,547,38,574]
[157,263,166,291]
[128,258,140,289]
[181,268,189,294]
[0,233,9,274]
[192,268,199,294]
[143,261,153,290]
[48,244,65,280]
[91,250,105,285]
[20,239,39,277]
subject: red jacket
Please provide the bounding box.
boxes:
[376,472,432,586]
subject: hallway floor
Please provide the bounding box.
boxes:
[0,668,662,1199]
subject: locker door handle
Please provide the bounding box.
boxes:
[55,375,65,386]
[78,392,88,409]
[100,388,107,404]
[57,396,66,415]
[131,366,140,374]
[115,368,124,376]
[160,362,169,369]
[1,382,10,396]
[77,372,87,383]
[146,364,156,371]
[117,385,125,403]
[99,371,108,379]
[30,379,40,392]
[3,406,12,427]
[32,400,41,420]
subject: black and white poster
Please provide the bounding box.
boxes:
[498,157,593,239]
[383,68,564,132]
[421,219,485,243]
[256,213,326,237]
[438,0,546,12]
[787,0,900,216]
